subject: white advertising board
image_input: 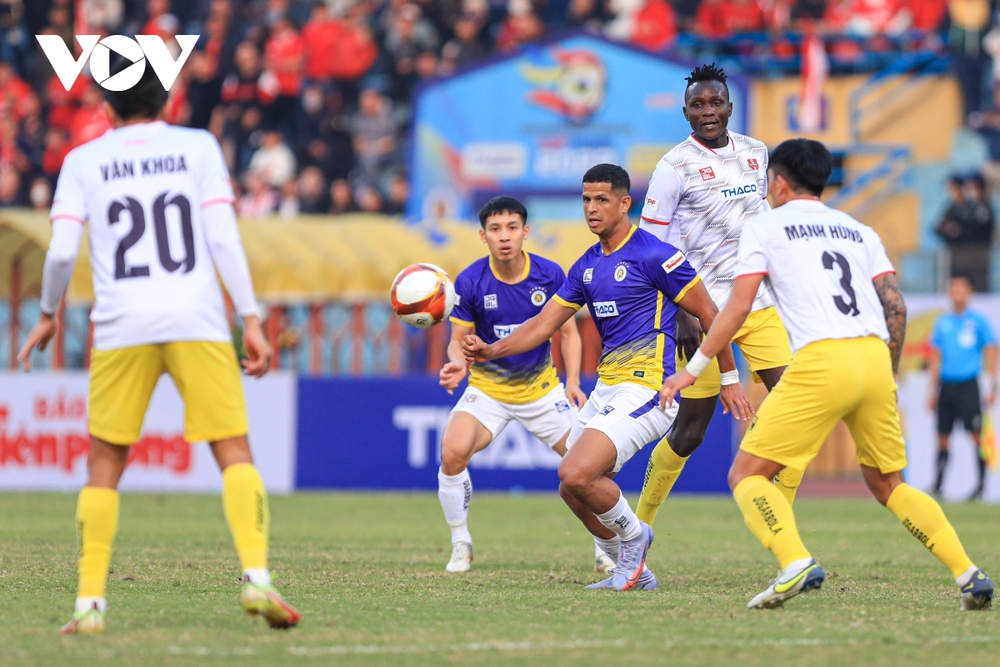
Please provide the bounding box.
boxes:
[0,371,296,493]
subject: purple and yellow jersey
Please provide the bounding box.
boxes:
[450,252,566,404]
[554,226,700,391]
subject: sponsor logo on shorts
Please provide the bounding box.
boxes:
[661,251,685,274]
[493,323,521,338]
[466,394,477,403]
[530,288,547,306]
[484,294,497,310]
[600,405,615,415]
[554,400,571,413]
[592,301,619,318]
[614,263,628,282]
[633,370,645,378]
[583,268,594,284]
[748,415,758,431]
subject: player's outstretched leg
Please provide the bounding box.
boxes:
[731,454,824,609]
[635,397,716,525]
[62,437,129,635]
[215,438,301,629]
[867,468,993,611]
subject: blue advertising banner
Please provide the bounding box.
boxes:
[295,376,733,493]
[409,32,748,221]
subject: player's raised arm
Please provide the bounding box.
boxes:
[462,298,575,363]
[558,315,587,407]
[440,321,472,394]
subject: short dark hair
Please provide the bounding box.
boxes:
[768,139,832,197]
[950,271,973,283]
[685,63,729,97]
[966,172,987,190]
[101,56,169,122]
[478,195,527,228]
[582,163,630,195]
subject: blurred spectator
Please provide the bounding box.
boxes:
[69,85,112,149]
[0,63,32,120]
[350,88,400,183]
[248,129,297,189]
[303,1,377,91]
[238,171,279,217]
[496,0,546,52]
[910,0,948,32]
[441,14,489,71]
[296,166,330,214]
[29,176,53,211]
[0,168,26,207]
[695,0,729,38]
[968,85,1000,192]
[385,4,440,101]
[90,0,126,30]
[262,13,305,134]
[566,0,611,31]
[186,9,233,130]
[631,0,679,52]
[936,173,995,291]
[947,0,991,119]
[279,180,299,218]
[383,171,410,215]
[356,183,386,213]
[42,129,70,181]
[791,0,829,25]
[330,178,358,214]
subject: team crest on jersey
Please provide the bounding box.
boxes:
[484,294,497,310]
[613,263,628,282]
[748,158,760,171]
[661,250,685,274]
[530,288,547,306]
[699,166,716,181]
[583,268,594,283]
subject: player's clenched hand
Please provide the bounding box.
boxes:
[720,382,754,421]
[462,335,493,364]
[659,370,696,411]
[17,314,58,372]
[241,316,271,378]
[439,360,467,394]
[676,309,702,361]
[565,381,588,408]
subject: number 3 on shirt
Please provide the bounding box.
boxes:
[822,250,860,317]
[110,192,196,280]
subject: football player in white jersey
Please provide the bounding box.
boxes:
[662,139,994,611]
[18,61,300,634]
[633,63,802,538]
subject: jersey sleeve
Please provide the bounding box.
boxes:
[49,150,88,225]
[735,221,769,277]
[553,259,585,311]
[642,244,701,303]
[977,313,998,346]
[199,132,236,208]
[867,231,895,279]
[640,162,683,229]
[929,317,944,350]
[449,269,476,328]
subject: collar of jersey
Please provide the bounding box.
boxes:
[114,120,168,133]
[689,131,732,155]
[603,225,638,256]
[489,251,531,284]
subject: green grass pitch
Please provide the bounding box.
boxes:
[0,491,997,666]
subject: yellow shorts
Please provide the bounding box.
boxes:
[677,306,792,399]
[89,341,248,445]
[740,336,907,474]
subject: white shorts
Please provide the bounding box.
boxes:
[567,381,678,474]
[450,383,575,448]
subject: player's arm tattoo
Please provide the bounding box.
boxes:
[873,273,907,375]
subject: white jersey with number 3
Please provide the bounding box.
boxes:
[735,199,893,352]
[50,121,236,350]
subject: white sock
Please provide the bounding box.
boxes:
[594,535,620,564]
[75,597,106,614]
[243,568,272,586]
[956,565,979,587]
[438,468,473,545]
[596,493,642,542]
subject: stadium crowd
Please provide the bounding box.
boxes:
[0,0,996,220]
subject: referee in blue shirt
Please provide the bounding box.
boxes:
[928,274,998,499]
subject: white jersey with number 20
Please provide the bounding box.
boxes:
[735,199,894,353]
[50,121,236,350]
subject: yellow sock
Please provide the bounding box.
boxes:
[77,487,120,599]
[886,483,974,578]
[222,463,269,570]
[733,475,811,569]
[773,467,804,506]
[635,436,689,525]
